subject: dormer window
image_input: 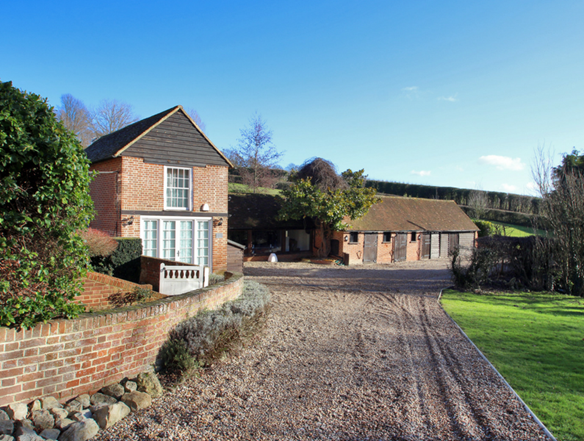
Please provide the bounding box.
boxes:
[164,166,192,210]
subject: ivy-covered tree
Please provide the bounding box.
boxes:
[0,81,95,328]
[278,158,380,257]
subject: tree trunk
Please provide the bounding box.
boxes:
[314,223,332,258]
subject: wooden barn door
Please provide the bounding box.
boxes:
[448,233,459,255]
[363,234,378,263]
[421,234,431,259]
[394,233,407,262]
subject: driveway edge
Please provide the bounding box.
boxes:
[437,288,556,441]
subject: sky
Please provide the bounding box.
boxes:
[3,1,584,195]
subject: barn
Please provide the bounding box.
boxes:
[331,196,479,264]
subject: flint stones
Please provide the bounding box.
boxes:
[101,384,125,399]
[0,410,9,421]
[6,403,28,421]
[13,424,43,440]
[121,391,151,412]
[41,397,62,411]
[0,420,13,435]
[64,400,82,416]
[123,381,137,393]
[93,402,131,430]
[30,401,41,413]
[32,410,54,431]
[70,409,91,422]
[136,373,163,398]
[89,393,117,406]
[76,396,90,409]
[39,428,61,440]
[50,408,68,421]
[58,419,99,441]
[0,434,14,441]
[15,420,34,432]
[54,418,73,430]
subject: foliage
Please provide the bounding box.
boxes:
[107,286,154,308]
[91,237,142,282]
[0,81,93,328]
[441,290,584,441]
[228,182,282,196]
[223,114,283,192]
[460,205,539,228]
[366,180,542,215]
[163,280,270,371]
[450,236,557,292]
[467,190,489,219]
[472,219,496,237]
[159,338,198,373]
[278,158,381,257]
[80,228,118,258]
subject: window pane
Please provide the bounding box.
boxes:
[196,221,209,266]
[143,220,158,257]
[165,168,190,209]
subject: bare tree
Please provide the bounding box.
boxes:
[56,94,93,146]
[185,108,206,133]
[91,99,139,139]
[467,190,490,219]
[230,113,283,192]
[531,145,584,296]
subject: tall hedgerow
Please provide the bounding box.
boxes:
[0,81,94,328]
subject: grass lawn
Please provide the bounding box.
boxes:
[228,182,281,195]
[441,290,584,441]
[490,221,548,237]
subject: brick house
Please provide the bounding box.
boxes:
[84,106,232,272]
[332,196,479,264]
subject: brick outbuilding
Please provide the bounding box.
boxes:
[85,106,232,272]
[333,196,479,264]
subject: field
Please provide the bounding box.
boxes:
[441,290,584,441]
[228,182,282,195]
[489,221,547,237]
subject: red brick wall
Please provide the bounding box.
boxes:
[335,231,364,264]
[406,232,422,261]
[0,273,243,407]
[377,233,394,264]
[77,272,152,311]
[89,158,122,236]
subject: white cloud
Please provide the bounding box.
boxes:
[479,155,525,171]
[438,94,458,102]
[411,170,431,177]
[526,182,538,190]
[402,86,418,91]
[500,183,517,193]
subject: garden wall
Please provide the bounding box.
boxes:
[77,272,152,311]
[0,272,243,407]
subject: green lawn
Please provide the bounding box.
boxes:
[441,290,584,441]
[228,182,282,195]
[490,221,547,237]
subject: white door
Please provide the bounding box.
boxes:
[162,220,194,263]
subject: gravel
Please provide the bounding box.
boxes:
[94,260,550,440]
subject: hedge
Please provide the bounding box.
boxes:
[91,237,142,283]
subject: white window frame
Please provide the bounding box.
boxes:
[163,166,193,211]
[140,215,213,271]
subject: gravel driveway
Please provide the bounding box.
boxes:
[96,260,549,440]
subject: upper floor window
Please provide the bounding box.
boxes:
[165,167,191,210]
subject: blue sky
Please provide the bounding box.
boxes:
[3,1,584,195]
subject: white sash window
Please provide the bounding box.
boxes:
[164,167,192,210]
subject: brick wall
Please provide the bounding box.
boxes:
[377,233,394,264]
[0,273,243,407]
[406,232,422,261]
[76,272,153,311]
[89,158,122,236]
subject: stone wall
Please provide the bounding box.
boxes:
[0,272,243,407]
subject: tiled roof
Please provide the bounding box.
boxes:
[347,196,478,232]
[228,193,314,230]
[84,106,178,163]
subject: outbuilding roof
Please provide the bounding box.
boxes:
[84,105,232,167]
[347,196,478,232]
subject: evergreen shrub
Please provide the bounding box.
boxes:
[91,237,142,282]
[0,81,94,329]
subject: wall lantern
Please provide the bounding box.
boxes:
[122,216,134,226]
[214,217,224,227]
[201,203,210,212]
[344,235,349,242]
